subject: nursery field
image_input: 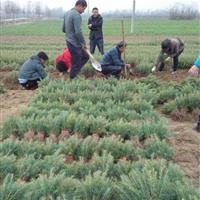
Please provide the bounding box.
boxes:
[0,19,199,78]
[0,18,200,199]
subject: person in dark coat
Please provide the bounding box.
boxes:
[100,41,131,78]
[152,38,184,74]
[18,51,48,90]
[88,7,104,55]
[63,0,89,79]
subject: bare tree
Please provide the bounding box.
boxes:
[0,0,3,20]
[170,3,198,20]
[22,6,26,18]
[35,1,42,17]
[10,1,20,19]
[3,0,20,19]
[44,6,52,18]
[3,0,11,18]
[0,0,2,12]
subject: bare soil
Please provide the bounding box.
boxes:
[0,89,35,127]
[0,71,21,90]
[170,108,200,122]
[163,114,200,187]
[0,35,199,44]
[155,69,192,82]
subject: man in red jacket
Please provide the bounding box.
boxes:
[55,48,72,73]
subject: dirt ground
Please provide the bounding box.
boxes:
[0,35,199,44]
[159,112,200,187]
[155,69,197,82]
[0,89,35,127]
[0,69,199,187]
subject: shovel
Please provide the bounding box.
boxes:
[84,48,102,72]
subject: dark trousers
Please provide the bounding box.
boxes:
[102,65,122,77]
[159,49,184,72]
[90,39,104,55]
[197,115,200,127]
[67,41,89,79]
[21,79,40,90]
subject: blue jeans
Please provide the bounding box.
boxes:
[67,41,89,79]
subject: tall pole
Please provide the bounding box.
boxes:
[121,19,125,61]
[27,1,32,18]
[87,0,90,17]
[0,0,2,20]
[121,19,129,78]
[131,0,136,33]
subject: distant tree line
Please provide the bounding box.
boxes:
[169,3,199,20]
[0,0,199,21]
[0,0,65,20]
[101,5,199,20]
[100,9,170,18]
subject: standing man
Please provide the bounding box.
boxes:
[88,7,104,55]
[62,0,89,79]
[152,38,184,74]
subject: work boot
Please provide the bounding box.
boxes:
[194,115,200,132]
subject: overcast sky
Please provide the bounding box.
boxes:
[14,0,200,12]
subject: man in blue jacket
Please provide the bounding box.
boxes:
[100,41,131,78]
[88,7,104,55]
[18,51,48,90]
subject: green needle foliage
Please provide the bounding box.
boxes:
[77,171,114,200]
[116,160,199,200]
[0,67,199,199]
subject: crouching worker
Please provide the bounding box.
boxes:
[152,38,184,74]
[18,52,48,90]
[55,48,72,74]
[100,41,131,78]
